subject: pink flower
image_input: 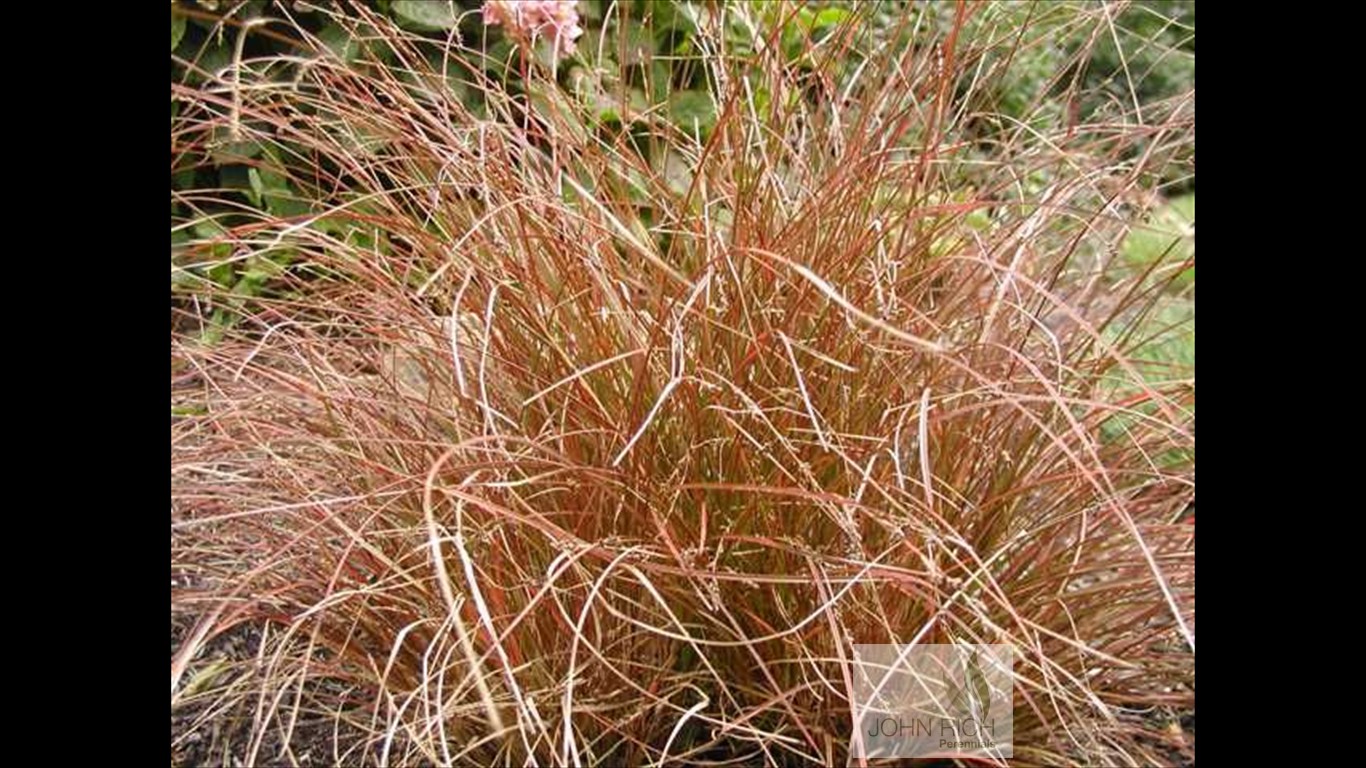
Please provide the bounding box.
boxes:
[482,0,584,58]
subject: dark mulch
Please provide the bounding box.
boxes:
[172,618,1194,766]
[171,617,373,767]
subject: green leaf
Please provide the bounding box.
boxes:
[616,25,656,67]
[528,82,590,144]
[1097,293,1193,454]
[209,125,263,164]
[668,90,716,140]
[207,262,236,288]
[248,167,311,218]
[591,83,649,127]
[1121,193,1194,291]
[187,44,232,87]
[246,166,266,208]
[248,166,286,195]
[661,150,695,198]
[413,51,470,103]
[172,169,197,191]
[192,220,226,240]
[578,0,606,21]
[391,0,458,31]
[649,60,670,105]
[220,165,254,202]
[309,217,353,237]
[172,11,187,52]
[474,38,518,82]
[318,22,360,63]
[201,309,232,345]
[782,8,814,60]
[811,7,852,30]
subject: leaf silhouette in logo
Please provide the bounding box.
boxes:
[965,650,992,721]
[947,650,991,722]
[943,678,964,719]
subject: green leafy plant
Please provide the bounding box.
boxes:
[1123,192,1194,291]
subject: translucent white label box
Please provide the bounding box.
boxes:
[849,643,1014,761]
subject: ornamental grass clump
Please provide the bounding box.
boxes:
[172,2,1194,765]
